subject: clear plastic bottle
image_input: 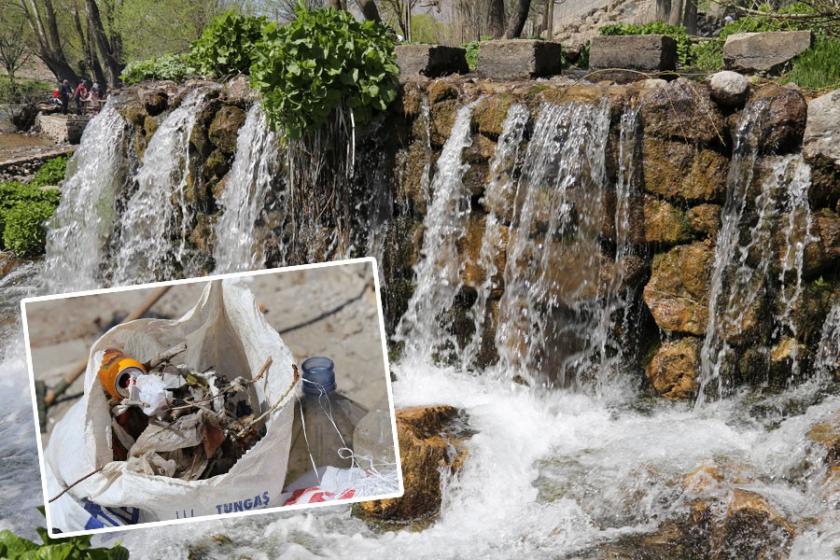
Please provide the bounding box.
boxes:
[285,357,367,486]
[352,401,396,471]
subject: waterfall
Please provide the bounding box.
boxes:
[697,101,815,404]
[395,101,477,361]
[494,101,612,387]
[43,101,128,292]
[814,303,840,382]
[213,104,282,273]
[461,103,530,371]
[111,90,207,284]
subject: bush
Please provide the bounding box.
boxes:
[2,201,56,255]
[120,53,196,85]
[600,22,692,66]
[190,11,268,78]
[0,181,60,252]
[784,37,840,90]
[464,41,480,71]
[30,156,68,188]
[0,524,128,559]
[250,5,399,139]
[691,39,724,71]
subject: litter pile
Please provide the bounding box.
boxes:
[101,344,293,481]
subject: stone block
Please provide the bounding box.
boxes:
[396,44,469,79]
[476,40,563,80]
[589,35,678,72]
[723,31,812,73]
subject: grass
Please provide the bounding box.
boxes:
[783,37,840,91]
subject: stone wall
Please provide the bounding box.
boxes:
[112,74,840,399]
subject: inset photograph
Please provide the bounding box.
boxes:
[21,258,400,537]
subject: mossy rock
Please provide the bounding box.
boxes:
[208,105,246,155]
[642,137,729,202]
[472,95,513,139]
[427,79,460,104]
[643,195,691,245]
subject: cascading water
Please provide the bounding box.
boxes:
[814,303,840,381]
[697,102,817,404]
[111,90,208,284]
[42,101,128,292]
[213,104,283,273]
[495,101,612,387]
[395,101,477,362]
[461,103,530,371]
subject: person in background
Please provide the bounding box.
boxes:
[58,79,72,114]
[73,79,89,114]
[85,82,103,113]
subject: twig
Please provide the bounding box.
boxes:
[235,365,300,438]
[49,467,104,503]
[167,357,273,413]
[145,342,187,370]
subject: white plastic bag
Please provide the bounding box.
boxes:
[44,280,298,532]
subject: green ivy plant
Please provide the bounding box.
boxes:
[190,11,268,78]
[120,53,196,85]
[0,518,128,560]
[250,2,399,139]
[464,40,480,71]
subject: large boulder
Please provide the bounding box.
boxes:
[708,70,749,107]
[589,35,678,72]
[645,337,700,399]
[687,204,722,239]
[808,411,840,467]
[643,241,714,335]
[749,84,807,154]
[640,78,725,145]
[723,30,812,73]
[208,105,246,155]
[220,75,254,107]
[641,137,729,202]
[353,406,468,523]
[396,44,469,79]
[804,209,840,276]
[476,40,563,80]
[138,85,170,116]
[9,104,37,131]
[803,88,840,209]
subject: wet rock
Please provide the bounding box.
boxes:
[189,215,215,254]
[0,252,20,278]
[220,75,253,107]
[645,337,700,399]
[208,105,246,155]
[354,406,468,523]
[473,95,514,139]
[768,337,808,385]
[640,79,725,145]
[643,241,713,335]
[724,31,812,73]
[396,140,432,213]
[717,489,795,558]
[477,40,563,80]
[748,84,807,155]
[202,149,230,181]
[139,86,169,116]
[396,44,469,79]
[687,204,722,239]
[708,70,749,107]
[643,195,691,245]
[400,82,424,119]
[10,104,37,131]
[589,35,678,72]
[458,214,507,290]
[427,79,460,104]
[641,137,728,202]
[429,99,458,147]
[808,411,840,466]
[804,209,840,276]
[120,98,147,127]
[803,88,840,210]
[143,114,159,139]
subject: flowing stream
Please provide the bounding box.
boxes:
[0,90,837,559]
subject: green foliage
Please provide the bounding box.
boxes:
[784,37,840,90]
[0,527,129,559]
[464,41,480,71]
[410,13,447,44]
[120,53,196,85]
[30,156,68,188]
[250,4,399,139]
[690,39,724,71]
[189,11,268,78]
[0,77,53,105]
[2,200,56,255]
[600,22,692,66]
[0,181,60,253]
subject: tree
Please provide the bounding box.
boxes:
[505,0,532,38]
[487,0,505,38]
[10,0,80,84]
[84,0,122,89]
[0,17,31,99]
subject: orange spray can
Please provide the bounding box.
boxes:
[98,349,146,400]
